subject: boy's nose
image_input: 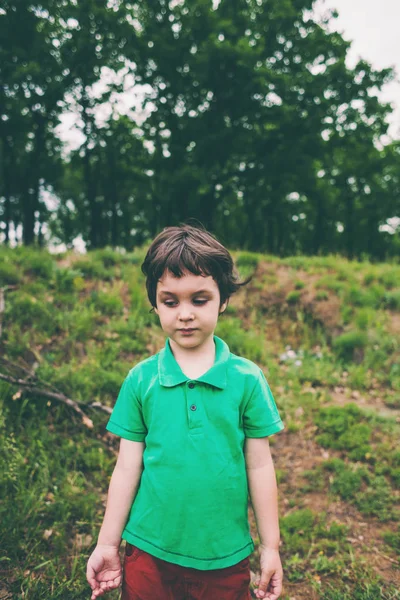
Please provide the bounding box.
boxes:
[178,305,194,320]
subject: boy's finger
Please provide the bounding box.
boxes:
[255,570,273,597]
[264,574,283,600]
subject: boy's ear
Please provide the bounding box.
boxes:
[219,299,228,314]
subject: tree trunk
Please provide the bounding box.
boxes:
[81,95,99,249]
[312,192,325,255]
[106,142,118,247]
[22,114,45,245]
[1,135,12,244]
[344,190,354,260]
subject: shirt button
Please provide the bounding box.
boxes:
[188,382,195,389]
[190,404,197,411]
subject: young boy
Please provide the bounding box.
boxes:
[86,224,284,600]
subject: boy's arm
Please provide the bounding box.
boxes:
[87,438,144,599]
[245,436,283,600]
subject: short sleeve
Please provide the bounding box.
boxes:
[243,369,284,438]
[106,371,147,441]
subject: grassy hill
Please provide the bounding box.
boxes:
[1,246,399,600]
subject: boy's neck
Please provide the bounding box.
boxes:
[169,334,216,378]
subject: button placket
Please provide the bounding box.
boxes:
[186,381,201,430]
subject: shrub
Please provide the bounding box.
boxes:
[54,267,81,293]
[332,331,368,362]
[6,294,56,334]
[20,250,54,280]
[235,252,259,270]
[383,290,400,310]
[315,405,372,460]
[315,277,344,293]
[286,290,301,304]
[330,466,364,499]
[355,476,394,521]
[294,280,305,290]
[377,268,399,289]
[0,260,22,285]
[215,318,265,363]
[383,525,400,552]
[315,290,329,301]
[59,306,100,341]
[92,247,127,268]
[280,509,316,554]
[363,271,375,286]
[88,290,124,317]
[355,308,374,331]
[367,284,386,308]
[74,258,109,280]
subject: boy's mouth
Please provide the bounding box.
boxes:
[179,328,197,333]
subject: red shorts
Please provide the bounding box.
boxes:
[121,543,252,600]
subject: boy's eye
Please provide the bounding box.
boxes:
[163,299,207,307]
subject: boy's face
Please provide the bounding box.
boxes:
[154,269,228,353]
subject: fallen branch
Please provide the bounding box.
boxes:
[0,372,112,427]
[372,546,399,566]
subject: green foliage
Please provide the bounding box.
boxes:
[329,465,364,499]
[6,293,57,335]
[87,290,124,317]
[333,331,368,361]
[286,291,301,304]
[318,579,399,600]
[382,525,400,552]
[0,391,118,600]
[315,405,372,460]
[18,249,55,280]
[280,509,316,555]
[363,271,376,286]
[0,259,22,285]
[54,268,81,293]
[311,458,396,521]
[377,268,400,289]
[235,252,259,270]
[92,247,127,267]
[315,276,345,293]
[294,280,305,290]
[215,318,266,363]
[74,258,110,280]
[354,308,375,330]
[383,289,400,310]
[315,290,329,301]
[355,476,395,521]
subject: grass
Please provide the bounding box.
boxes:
[1,246,399,599]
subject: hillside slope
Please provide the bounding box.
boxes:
[1,246,399,599]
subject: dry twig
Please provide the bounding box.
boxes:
[0,372,114,427]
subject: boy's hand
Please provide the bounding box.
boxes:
[254,545,283,599]
[86,544,122,599]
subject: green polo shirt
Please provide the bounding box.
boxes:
[106,335,284,570]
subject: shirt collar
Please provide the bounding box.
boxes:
[158,335,230,390]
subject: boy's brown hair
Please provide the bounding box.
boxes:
[141,223,252,309]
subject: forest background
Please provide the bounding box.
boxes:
[1,0,400,259]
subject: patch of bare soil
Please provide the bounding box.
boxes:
[329,389,400,421]
[245,262,343,337]
[56,252,84,269]
[389,313,400,335]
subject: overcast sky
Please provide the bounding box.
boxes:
[314,0,400,139]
